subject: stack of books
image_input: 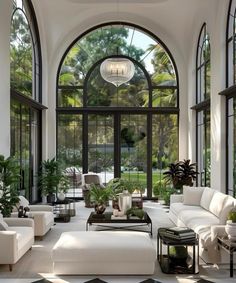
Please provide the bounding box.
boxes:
[162,227,196,241]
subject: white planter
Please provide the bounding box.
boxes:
[225,220,236,240]
[57,192,65,201]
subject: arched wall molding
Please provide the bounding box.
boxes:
[45,16,188,159]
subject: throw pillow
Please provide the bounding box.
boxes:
[218,196,235,224]
[200,187,215,210]
[183,186,204,206]
[0,219,8,231]
[209,192,227,217]
[19,196,29,207]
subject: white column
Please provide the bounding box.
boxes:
[0,1,12,156]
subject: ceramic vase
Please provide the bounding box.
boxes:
[118,190,132,214]
[225,220,236,241]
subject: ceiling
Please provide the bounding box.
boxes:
[32,0,221,67]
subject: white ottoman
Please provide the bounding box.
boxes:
[52,231,156,275]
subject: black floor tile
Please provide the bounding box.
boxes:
[31,279,52,283]
[139,279,162,283]
[195,279,215,283]
[84,279,108,283]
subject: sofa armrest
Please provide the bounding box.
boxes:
[0,231,17,263]
[29,205,53,212]
[170,194,184,204]
[211,225,227,241]
[4,217,34,228]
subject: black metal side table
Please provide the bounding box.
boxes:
[157,228,199,274]
[218,236,236,277]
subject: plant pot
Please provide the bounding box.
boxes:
[225,220,236,240]
[94,203,106,214]
[57,192,65,201]
[47,193,55,203]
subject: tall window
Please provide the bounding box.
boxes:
[194,23,211,187]
[225,0,236,197]
[57,23,179,199]
[10,0,43,202]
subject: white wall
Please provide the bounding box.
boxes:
[187,0,228,192]
[0,1,12,156]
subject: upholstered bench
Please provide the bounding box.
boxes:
[52,231,156,275]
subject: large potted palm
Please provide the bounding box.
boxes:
[39,158,66,203]
[0,155,20,217]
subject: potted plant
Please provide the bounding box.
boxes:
[89,184,111,214]
[39,158,66,203]
[126,207,145,219]
[0,155,21,217]
[57,175,70,201]
[225,208,236,240]
[163,159,198,193]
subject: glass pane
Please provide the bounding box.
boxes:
[120,115,147,196]
[88,115,114,184]
[152,114,178,198]
[21,105,30,199]
[228,40,234,86]
[205,61,211,100]
[58,88,83,107]
[31,110,40,202]
[10,9,33,97]
[57,114,83,197]
[197,110,211,187]
[87,63,148,107]
[150,45,177,87]
[152,88,177,107]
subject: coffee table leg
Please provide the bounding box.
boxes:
[230,249,233,277]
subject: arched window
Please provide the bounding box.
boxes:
[226,0,236,197]
[57,23,179,199]
[195,23,211,187]
[10,0,43,202]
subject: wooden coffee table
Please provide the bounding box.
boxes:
[86,211,152,236]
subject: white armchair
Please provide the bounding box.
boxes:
[0,215,34,271]
[12,196,54,239]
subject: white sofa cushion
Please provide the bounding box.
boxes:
[200,187,215,210]
[183,186,204,206]
[209,192,227,218]
[0,219,8,231]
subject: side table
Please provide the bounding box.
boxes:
[157,228,199,274]
[52,199,72,222]
[218,236,236,277]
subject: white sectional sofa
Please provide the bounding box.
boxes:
[169,186,236,264]
[0,215,34,271]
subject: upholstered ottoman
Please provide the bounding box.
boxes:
[52,231,156,275]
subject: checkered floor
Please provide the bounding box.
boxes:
[31,278,215,283]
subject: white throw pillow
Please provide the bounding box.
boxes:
[218,196,235,224]
[19,196,29,207]
[183,186,204,206]
[209,192,227,217]
[200,187,215,210]
[0,219,8,231]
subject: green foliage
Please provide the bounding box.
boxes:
[163,159,198,191]
[0,155,21,217]
[89,184,111,205]
[39,158,69,196]
[228,208,236,223]
[169,246,188,259]
[107,178,145,197]
[153,180,166,197]
[126,207,145,219]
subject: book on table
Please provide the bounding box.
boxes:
[165,227,194,235]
